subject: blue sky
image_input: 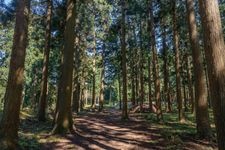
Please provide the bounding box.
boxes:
[4,0,11,4]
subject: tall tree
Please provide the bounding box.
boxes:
[160,10,171,112]
[172,0,185,122]
[139,18,144,112]
[99,44,105,111]
[38,0,53,122]
[149,0,162,120]
[91,17,97,108]
[186,0,212,138]
[52,0,76,134]
[0,0,30,149]
[121,0,128,119]
[186,56,195,113]
[198,0,225,148]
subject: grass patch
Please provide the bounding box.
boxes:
[144,110,216,149]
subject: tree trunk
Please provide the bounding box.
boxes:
[186,56,195,113]
[0,0,30,149]
[139,18,144,112]
[99,47,105,111]
[186,0,212,138]
[148,57,152,111]
[149,0,162,120]
[73,35,81,113]
[38,0,52,122]
[131,69,136,106]
[121,0,128,119]
[91,22,96,109]
[172,0,185,122]
[198,0,225,148]
[161,15,171,112]
[118,74,122,110]
[52,0,76,134]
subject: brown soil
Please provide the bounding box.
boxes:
[40,109,217,150]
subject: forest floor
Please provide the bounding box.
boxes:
[1,107,218,150]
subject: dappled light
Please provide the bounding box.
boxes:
[1,0,225,149]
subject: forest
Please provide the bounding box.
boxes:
[0,0,225,149]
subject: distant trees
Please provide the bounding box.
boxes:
[0,0,30,149]
[0,0,225,149]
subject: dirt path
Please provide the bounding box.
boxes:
[42,109,166,150]
[41,109,217,150]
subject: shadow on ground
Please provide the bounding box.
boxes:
[16,108,217,150]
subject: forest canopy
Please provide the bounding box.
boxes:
[0,0,225,149]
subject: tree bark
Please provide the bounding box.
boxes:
[148,57,152,111]
[118,74,122,110]
[186,0,212,138]
[91,20,96,109]
[198,0,225,148]
[161,15,171,112]
[139,18,144,112]
[186,56,195,113]
[121,0,128,119]
[172,0,185,122]
[99,45,105,111]
[0,0,30,149]
[52,0,76,134]
[38,0,52,122]
[149,0,162,120]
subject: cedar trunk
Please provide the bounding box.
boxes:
[99,46,105,111]
[161,17,171,112]
[52,0,76,134]
[186,0,212,138]
[172,0,185,122]
[0,0,30,149]
[198,0,225,149]
[149,0,162,120]
[139,19,144,112]
[121,0,128,119]
[92,22,97,108]
[38,0,52,122]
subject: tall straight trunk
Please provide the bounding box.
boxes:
[172,0,184,122]
[131,25,136,106]
[131,66,136,105]
[183,80,188,111]
[73,81,80,113]
[203,52,212,108]
[161,16,171,112]
[0,0,30,149]
[73,8,81,113]
[118,74,122,110]
[38,0,52,122]
[198,0,225,148]
[73,58,80,113]
[52,0,76,134]
[78,78,87,111]
[186,0,212,138]
[186,56,195,113]
[121,0,128,119]
[148,57,152,111]
[149,0,162,120]
[135,72,139,104]
[92,22,96,108]
[139,18,144,112]
[99,45,105,111]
